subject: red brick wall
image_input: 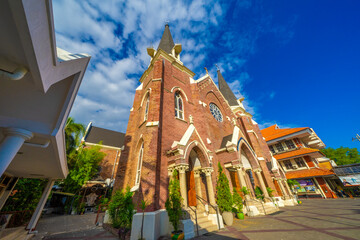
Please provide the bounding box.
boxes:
[114,53,281,211]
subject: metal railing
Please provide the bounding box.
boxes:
[187,206,199,236]
[196,195,221,230]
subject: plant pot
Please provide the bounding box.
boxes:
[237,212,244,220]
[222,211,233,226]
[171,230,184,240]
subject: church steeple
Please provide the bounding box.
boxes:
[157,24,175,54]
[217,69,239,107]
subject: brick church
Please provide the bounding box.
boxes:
[114,24,296,239]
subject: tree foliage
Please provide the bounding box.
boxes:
[216,162,233,212]
[2,179,47,211]
[165,169,183,232]
[108,187,134,229]
[320,147,360,166]
[65,117,85,154]
[232,190,243,213]
[62,144,105,193]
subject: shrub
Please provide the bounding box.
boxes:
[216,162,233,212]
[232,190,243,213]
[255,186,264,200]
[108,187,134,229]
[240,186,250,196]
[165,169,183,232]
[266,187,274,197]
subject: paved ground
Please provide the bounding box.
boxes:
[26,198,360,240]
[32,213,117,240]
[195,198,360,240]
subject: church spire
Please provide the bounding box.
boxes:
[217,69,239,106]
[157,23,175,54]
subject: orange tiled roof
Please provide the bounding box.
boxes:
[260,124,309,141]
[274,148,322,160]
[286,168,334,179]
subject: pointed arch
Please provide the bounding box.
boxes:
[237,137,259,169]
[174,91,184,119]
[183,140,211,169]
[134,138,144,187]
[171,86,189,101]
[140,88,151,107]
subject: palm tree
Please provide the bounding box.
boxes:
[65,117,85,154]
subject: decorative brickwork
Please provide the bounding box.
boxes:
[113,25,282,212]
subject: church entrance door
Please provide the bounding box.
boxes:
[186,170,197,206]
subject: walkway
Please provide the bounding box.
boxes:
[32,213,117,240]
[195,198,360,240]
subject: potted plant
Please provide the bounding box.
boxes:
[232,190,244,219]
[165,169,184,240]
[139,199,149,240]
[216,162,233,226]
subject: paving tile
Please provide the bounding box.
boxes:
[243,230,341,240]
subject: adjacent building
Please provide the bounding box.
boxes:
[114,25,295,240]
[261,125,339,199]
[0,0,90,232]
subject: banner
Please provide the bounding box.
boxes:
[339,174,360,186]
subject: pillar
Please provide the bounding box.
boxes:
[175,164,189,208]
[277,179,288,197]
[283,179,293,196]
[234,165,250,200]
[0,128,33,176]
[26,179,55,231]
[194,169,204,211]
[202,167,216,206]
[254,169,270,198]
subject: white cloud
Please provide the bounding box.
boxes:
[53,0,226,132]
[53,0,294,132]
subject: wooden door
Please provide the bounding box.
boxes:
[186,170,197,206]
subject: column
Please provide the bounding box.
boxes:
[175,164,189,208]
[194,169,204,211]
[283,180,293,197]
[26,179,55,231]
[254,169,270,198]
[234,165,250,200]
[277,179,288,198]
[202,167,216,206]
[0,128,33,176]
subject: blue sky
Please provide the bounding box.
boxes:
[53,0,360,149]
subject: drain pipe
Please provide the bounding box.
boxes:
[0,66,28,80]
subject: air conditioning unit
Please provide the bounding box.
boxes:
[292,165,298,169]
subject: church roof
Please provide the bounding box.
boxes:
[157,24,175,54]
[84,125,125,148]
[217,70,239,106]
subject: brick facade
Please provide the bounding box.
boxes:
[114,27,283,212]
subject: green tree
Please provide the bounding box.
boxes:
[62,145,105,193]
[165,169,183,232]
[108,187,134,229]
[2,179,47,211]
[65,117,85,154]
[321,147,360,166]
[232,190,243,213]
[255,186,264,200]
[216,162,233,212]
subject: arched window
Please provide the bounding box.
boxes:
[135,142,144,186]
[174,92,184,119]
[144,95,150,121]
